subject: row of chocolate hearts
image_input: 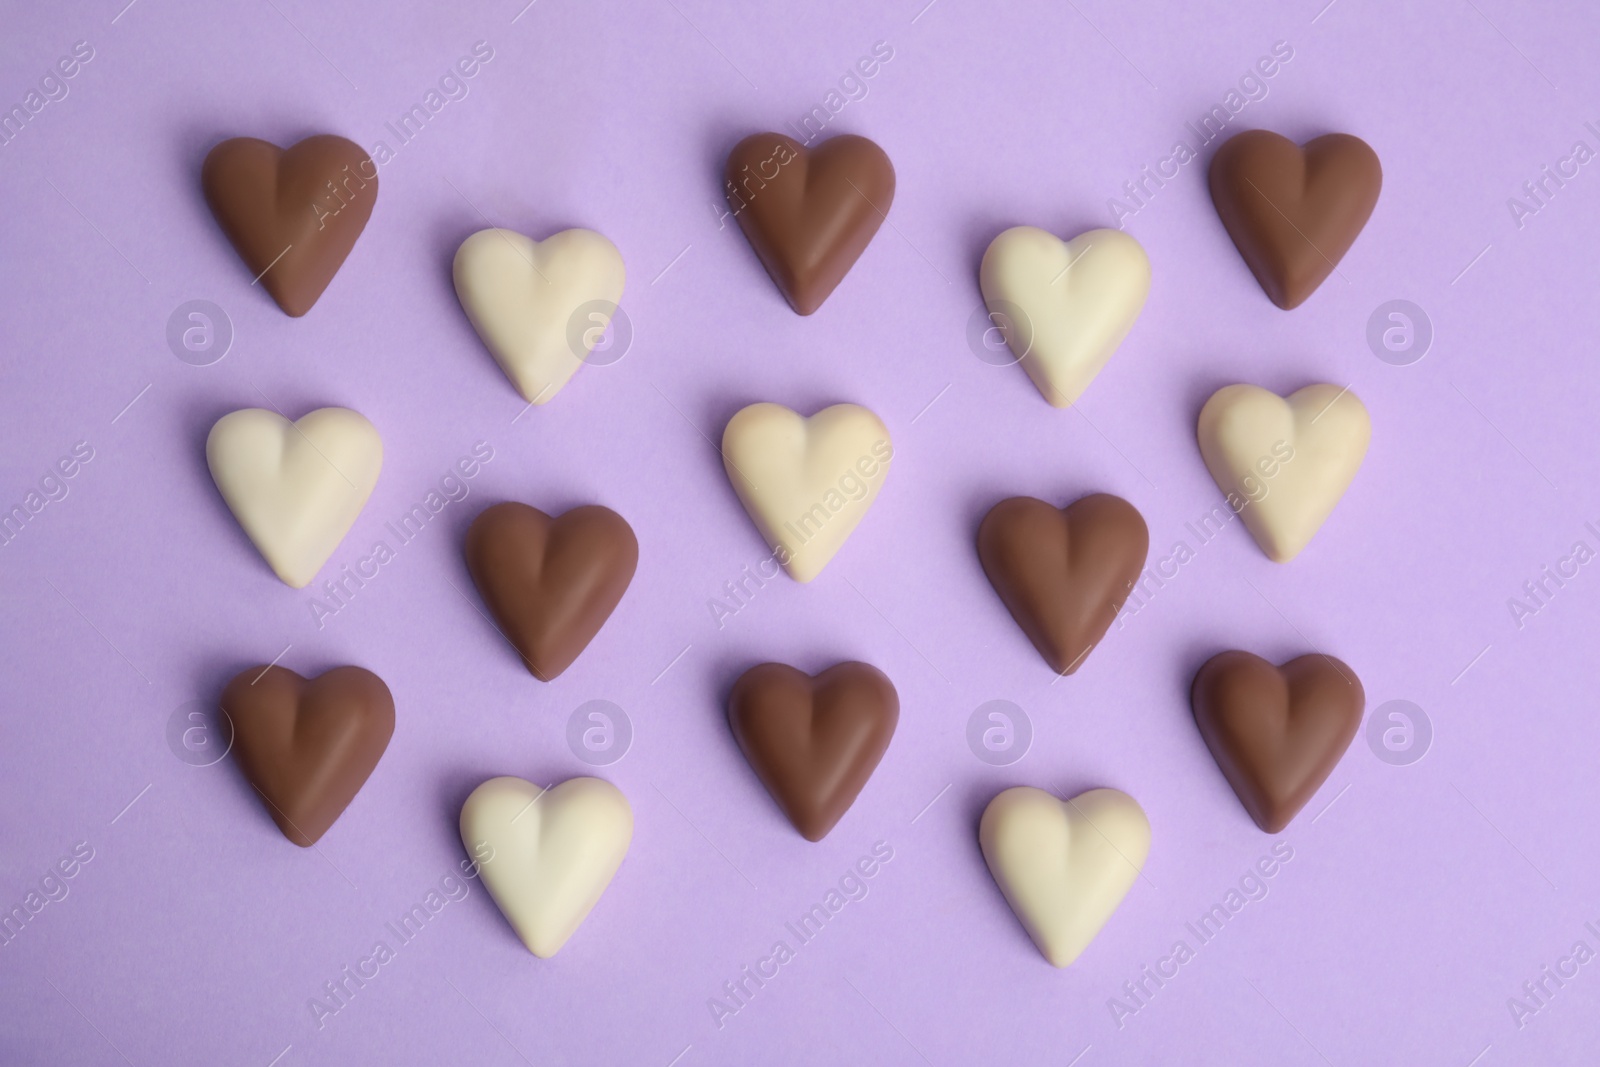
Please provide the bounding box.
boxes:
[219,645,1360,964]
[206,377,1369,597]
[202,128,1379,410]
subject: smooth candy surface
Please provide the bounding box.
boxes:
[453,227,626,404]
[979,226,1150,407]
[721,402,892,583]
[1197,383,1370,563]
[1208,129,1382,310]
[463,502,638,681]
[220,664,394,847]
[977,493,1149,675]
[727,661,898,842]
[724,132,895,315]
[202,134,377,317]
[980,786,1150,968]
[206,407,382,588]
[1191,651,1365,833]
[460,776,633,958]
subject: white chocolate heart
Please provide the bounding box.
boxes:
[721,402,893,583]
[978,226,1150,408]
[453,227,626,405]
[459,776,632,958]
[1197,383,1371,563]
[980,786,1150,968]
[206,407,382,589]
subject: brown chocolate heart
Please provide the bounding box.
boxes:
[724,132,895,315]
[977,493,1149,675]
[202,134,378,317]
[727,662,898,842]
[1190,651,1364,833]
[1208,129,1381,310]
[464,502,638,681]
[220,664,394,847]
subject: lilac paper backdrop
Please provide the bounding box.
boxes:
[3,0,1599,1063]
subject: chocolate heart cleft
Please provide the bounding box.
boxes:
[724,132,895,315]
[1190,650,1364,833]
[202,133,378,317]
[220,664,395,847]
[977,493,1149,675]
[727,661,898,842]
[1208,129,1380,310]
[464,502,638,681]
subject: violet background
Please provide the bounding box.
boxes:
[2,0,1598,1063]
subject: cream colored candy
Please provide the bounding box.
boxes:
[1197,383,1371,563]
[721,402,892,583]
[460,776,632,958]
[978,226,1150,408]
[453,227,626,405]
[980,786,1150,968]
[206,407,382,589]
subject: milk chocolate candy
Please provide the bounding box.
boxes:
[202,134,377,317]
[220,664,394,847]
[1190,651,1364,833]
[977,493,1148,675]
[464,502,638,681]
[727,662,898,842]
[724,132,894,315]
[1208,129,1380,309]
